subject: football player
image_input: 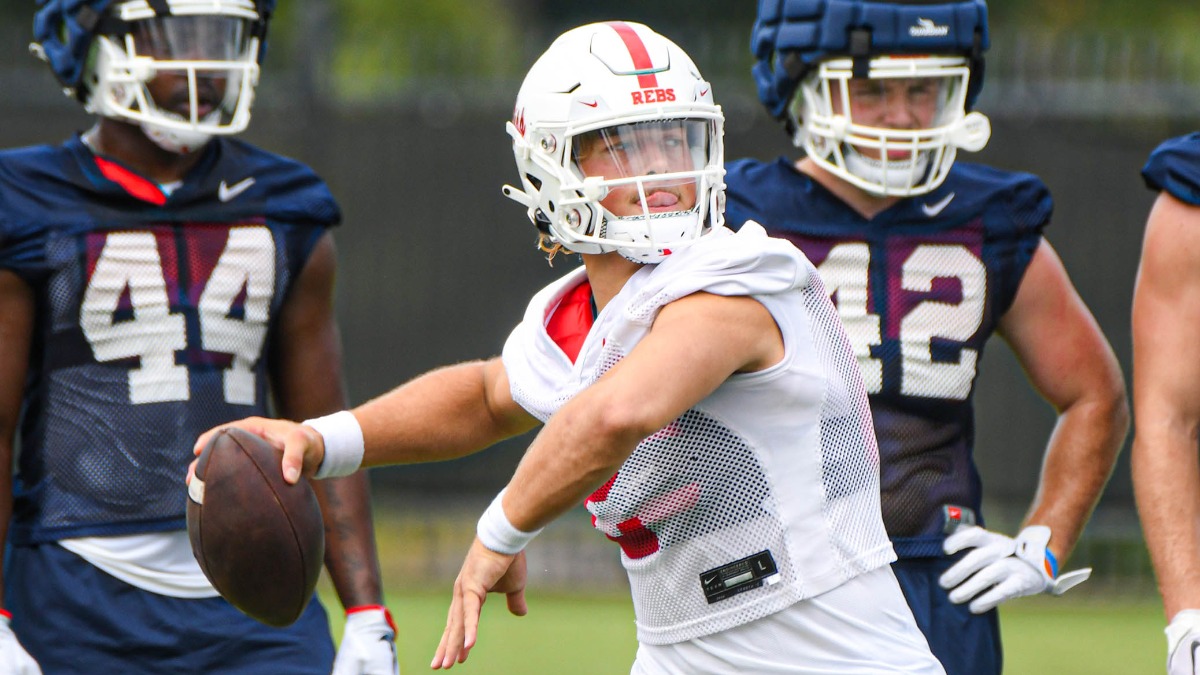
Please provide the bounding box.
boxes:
[725,1,1128,673]
[0,1,397,673]
[194,21,949,674]
[1133,133,1200,675]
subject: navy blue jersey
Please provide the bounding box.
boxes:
[1142,132,1200,205]
[0,135,340,545]
[725,158,1050,558]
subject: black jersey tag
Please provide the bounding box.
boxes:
[700,550,779,604]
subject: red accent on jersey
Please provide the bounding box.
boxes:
[544,279,594,364]
[606,21,658,90]
[93,156,168,206]
[589,472,618,504]
[609,517,660,559]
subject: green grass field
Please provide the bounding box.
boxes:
[321,587,1165,674]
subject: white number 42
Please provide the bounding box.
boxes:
[80,226,275,405]
[817,242,986,400]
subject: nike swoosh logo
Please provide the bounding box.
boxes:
[218,177,256,202]
[580,100,599,108]
[702,574,720,586]
[921,191,955,217]
[700,88,709,97]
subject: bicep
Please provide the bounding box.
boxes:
[0,270,33,447]
[997,239,1123,412]
[481,357,540,438]
[1133,193,1200,431]
[581,292,783,434]
[0,267,32,456]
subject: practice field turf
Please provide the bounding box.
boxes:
[321,587,1164,673]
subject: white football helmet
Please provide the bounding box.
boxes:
[503,21,726,264]
[83,0,266,153]
[789,54,991,196]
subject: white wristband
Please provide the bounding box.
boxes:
[303,411,365,479]
[476,489,543,555]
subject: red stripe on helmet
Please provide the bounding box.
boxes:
[606,21,658,89]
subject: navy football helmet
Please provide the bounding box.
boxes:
[33,0,275,153]
[752,0,991,196]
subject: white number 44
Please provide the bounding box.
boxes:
[80,226,275,405]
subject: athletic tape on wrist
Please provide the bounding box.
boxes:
[303,411,365,479]
[476,489,543,555]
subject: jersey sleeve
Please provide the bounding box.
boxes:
[0,147,59,281]
[988,170,1052,318]
[1142,133,1200,206]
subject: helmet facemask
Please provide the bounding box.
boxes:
[84,0,264,153]
[789,55,991,196]
[556,117,724,264]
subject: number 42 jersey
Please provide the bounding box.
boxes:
[0,135,340,546]
[725,158,1050,558]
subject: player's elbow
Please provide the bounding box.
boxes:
[562,393,663,461]
[1093,368,1131,448]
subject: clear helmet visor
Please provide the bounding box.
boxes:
[126,15,255,127]
[568,118,710,221]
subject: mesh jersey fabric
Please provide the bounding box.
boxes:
[724,158,1049,558]
[0,135,339,544]
[503,223,894,644]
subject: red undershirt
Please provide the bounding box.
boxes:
[544,280,595,364]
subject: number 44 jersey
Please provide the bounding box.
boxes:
[0,136,340,545]
[724,157,1050,558]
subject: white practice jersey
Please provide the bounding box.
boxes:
[503,222,895,645]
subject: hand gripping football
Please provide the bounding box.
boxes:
[187,427,325,627]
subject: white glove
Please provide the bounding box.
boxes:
[332,606,399,675]
[1167,610,1200,675]
[939,525,1091,614]
[0,612,41,675]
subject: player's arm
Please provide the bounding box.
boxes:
[501,292,782,531]
[1132,191,1200,622]
[0,269,43,672]
[269,232,387,613]
[0,270,34,610]
[997,238,1128,561]
[432,291,784,668]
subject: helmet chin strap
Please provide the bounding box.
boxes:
[842,145,931,195]
[603,208,706,264]
[141,110,222,154]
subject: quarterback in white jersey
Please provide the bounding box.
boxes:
[194,21,944,673]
